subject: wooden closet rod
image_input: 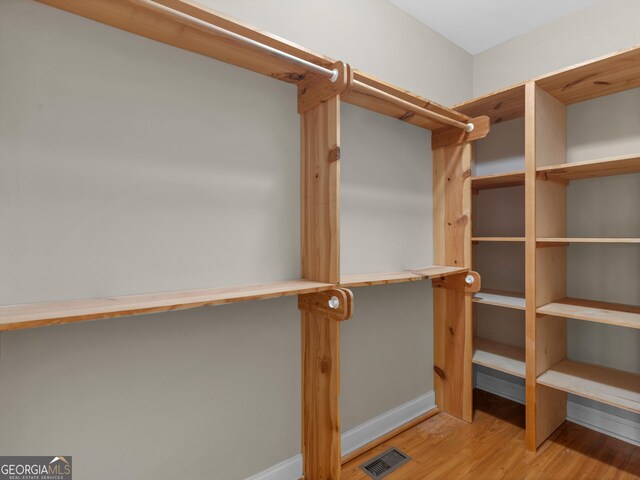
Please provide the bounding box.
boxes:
[352,79,475,131]
[130,0,340,82]
[131,0,472,131]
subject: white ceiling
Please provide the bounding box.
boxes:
[388,0,598,54]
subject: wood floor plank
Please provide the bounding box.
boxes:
[341,390,640,480]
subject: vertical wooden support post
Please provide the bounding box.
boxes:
[299,288,353,480]
[432,143,474,421]
[300,93,342,479]
[525,82,568,450]
[301,97,341,285]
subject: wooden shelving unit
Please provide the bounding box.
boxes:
[7,1,638,471]
[455,46,640,123]
[6,2,490,478]
[537,298,640,329]
[0,280,335,332]
[467,78,527,424]
[472,337,526,378]
[472,237,525,242]
[537,360,640,414]
[473,290,526,311]
[457,45,640,452]
[471,171,525,190]
[536,153,640,181]
[537,238,640,245]
[340,266,467,288]
[454,84,526,125]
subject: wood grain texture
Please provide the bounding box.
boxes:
[433,145,472,269]
[347,80,471,132]
[342,70,470,131]
[472,289,526,311]
[525,81,538,451]
[537,153,640,181]
[300,94,343,479]
[453,83,526,124]
[534,315,567,447]
[432,271,481,294]
[0,280,334,332]
[431,116,490,149]
[538,359,640,413]
[298,62,351,114]
[339,266,467,288]
[302,311,342,480]
[472,337,526,378]
[472,237,525,242]
[298,288,353,322]
[453,46,640,123]
[537,297,640,329]
[412,266,469,278]
[525,83,569,451]
[342,390,640,480]
[535,181,567,239]
[536,45,640,105]
[433,144,473,422]
[340,409,440,466]
[301,97,340,285]
[471,171,525,191]
[535,247,567,308]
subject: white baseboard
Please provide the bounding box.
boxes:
[476,370,640,447]
[341,390,436,457]
[475,371,525,404]
[567,401,640,446]
[246,390,436,480]
[245,455,302,480]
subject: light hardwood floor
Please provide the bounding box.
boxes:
[342,390,640,479]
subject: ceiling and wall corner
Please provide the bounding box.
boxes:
[388,0,598,55]
[472,0,640,95]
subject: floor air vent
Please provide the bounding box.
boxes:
[359,447,411,479]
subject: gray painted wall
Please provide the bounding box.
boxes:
[0,1,471,479]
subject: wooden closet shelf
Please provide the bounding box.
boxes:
[454,84,526,124]
[473,237,525,242]
[339,265,467,288]
[537,237,640,245]
[537,153,640,181]
[537,297,640,329]
[0,280,335,332]
[456,46,640,121]
[472,337,526,378]
[471,171,525,190]
[535,46,640,105]
[537,359,640,414]
[473,289,526,311]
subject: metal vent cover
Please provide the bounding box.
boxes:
[359,447,411,479]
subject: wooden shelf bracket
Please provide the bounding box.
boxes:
[298,288,354,322]
[298,61,352,114]
[432,270,481,294]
